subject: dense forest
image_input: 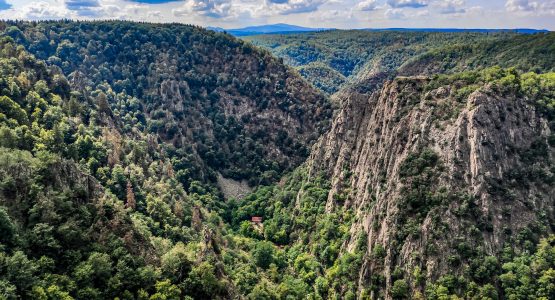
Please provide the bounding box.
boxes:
[1,20,332,188]
[0,20,332,299]
[247,31,555,96]
[0,21,555,299]
[245,31,507,94]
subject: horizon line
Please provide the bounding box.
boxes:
[0,19,550,32]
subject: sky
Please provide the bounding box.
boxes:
[0,0,553,30]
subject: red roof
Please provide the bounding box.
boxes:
[251,216,263,223]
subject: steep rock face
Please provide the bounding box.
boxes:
[306,76,555,297]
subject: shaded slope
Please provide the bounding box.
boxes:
[2,20,332,189]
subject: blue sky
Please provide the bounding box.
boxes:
[0,0,553,30]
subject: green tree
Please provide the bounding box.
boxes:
[253,241,275,269]
[247,279,278,300]
[0,96,28,125]
[391,279,409,299]
[184,262,223,298]
[161,243,192,282]
[74,252,112,287]
[0,280,17,300]
[149,280,180,300]
[4,251,38,294]
[0,207,16,247]
[30,285,73,300]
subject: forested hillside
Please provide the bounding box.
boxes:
[0,35,230,299]
[246,31,555,97]
[0,20,332,299]
[2,21,332,189]
[399,32,555,76]
[245,31,512,94]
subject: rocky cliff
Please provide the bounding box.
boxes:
[304,71,555,297]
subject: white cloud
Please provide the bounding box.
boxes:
[267,0,328,15]
[506,0,536,11]
[437,0,465,14]
[101,4,122,17]
[123,3,149,15]
[171,6,187,16]
[7,0,160,20]
[0,0,553,30]
[191,0,232,17]
[65,0,103,16]
[16,1,73,20]
[147,10,162,18]
[171,0,329,20]
[357,0,378,11]
[506,0,555,14]
[173,0,234,18]
[384,8,404,18]
[309,8,352,22]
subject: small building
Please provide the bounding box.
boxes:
[251,216,263,224]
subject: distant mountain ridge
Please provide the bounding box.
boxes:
[207,23,333,36]
[207,24,549,37]
[362,28,549,34]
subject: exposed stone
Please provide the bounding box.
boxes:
[217,172,253,200]
[303,76,555,298]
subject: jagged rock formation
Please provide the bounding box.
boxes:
[305,74,555,297]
